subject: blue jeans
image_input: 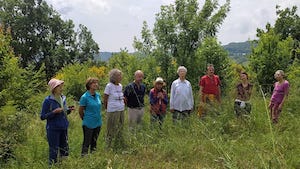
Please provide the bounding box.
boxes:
[46,129,68,165]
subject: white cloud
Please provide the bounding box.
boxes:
[217,0,300,45]
[128,6,143,21]
[46,0,111,15]
[45,0,300,51]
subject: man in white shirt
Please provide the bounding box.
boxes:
[170,66,194,122]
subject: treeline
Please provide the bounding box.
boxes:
[0,0,300,164]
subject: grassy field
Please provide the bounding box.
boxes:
[2,92,300,169]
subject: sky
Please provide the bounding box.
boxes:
[45,0,300,52]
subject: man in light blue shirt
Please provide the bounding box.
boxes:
[170,66,194,122]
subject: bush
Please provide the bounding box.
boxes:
[0,102,28,163]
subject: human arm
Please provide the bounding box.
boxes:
[217,85,221,103]
[162,90,168,105]
[79,106,85,120]
[169,82,174,112]
[199,86,203,102]
[278,82,289,110]
[149,89,158,105]
[63,99,74,115]
[40,99,63,120]
[103,94,109,110]
[123,85,129,106]
[189,83,194,111]
[198,77,204,102]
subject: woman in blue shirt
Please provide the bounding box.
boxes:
[79,77,102,156]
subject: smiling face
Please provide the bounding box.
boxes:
[89,81,99,90]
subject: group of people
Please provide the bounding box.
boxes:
[40,65,289,165]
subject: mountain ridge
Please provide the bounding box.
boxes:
[95,41,252,63]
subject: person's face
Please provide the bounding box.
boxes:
[178,69,186,78]
[207,67,214,76]
[240,73,248,81]
[155,83,163,90]
[53,84,63,94]
[90,81,99,90]
[274,72,282,81]
[116,73,122,83]
[135,73,144,84]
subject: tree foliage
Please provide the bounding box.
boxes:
[250,6,299,93]
[250,25,294,92]
[0,26,30,164]
[54,63,107,101]
[195,37,230,91]
[133,21,155,56]
[0,0,99,79]
[134,0,230,89]
[77,24,100,62]
[274,5,300,61]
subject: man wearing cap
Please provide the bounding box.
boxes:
[149,77,168,127]
[124,70,146,129]
[40,78,74,165]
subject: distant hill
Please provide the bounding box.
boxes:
[95,41,253,63]
[94,52,113,62]
[223,41,254,63]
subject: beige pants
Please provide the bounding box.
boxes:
[128,107,144,128]
[106,111,124,148]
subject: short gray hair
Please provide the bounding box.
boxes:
[177,66,187,73]
[109,69,122,84]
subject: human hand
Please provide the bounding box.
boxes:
[53,108,64,113]
[278,104,283,110]
[68,106,75,111]
[157,92,164,99]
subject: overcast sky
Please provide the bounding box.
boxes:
[45,0,300,52]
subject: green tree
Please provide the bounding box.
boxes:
[0,0,99,79]
[195,37,230,91]
[107,49,140,85]
[133,21,177,90]
[0,26,46,109]
[133,21,155,56]
[274,5,300,61]
[54,62,107,101]
[77,24,100,62]
[0,26,31,163]
[274,6,300,41]
[134,0,230,89]
[250,25,294,93]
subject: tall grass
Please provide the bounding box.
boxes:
[2,90,300,169]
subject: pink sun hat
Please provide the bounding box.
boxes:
[48,78,64,92]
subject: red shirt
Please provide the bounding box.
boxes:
[199,75,220,95]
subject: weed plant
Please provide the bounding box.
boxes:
[1,90,299,169]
